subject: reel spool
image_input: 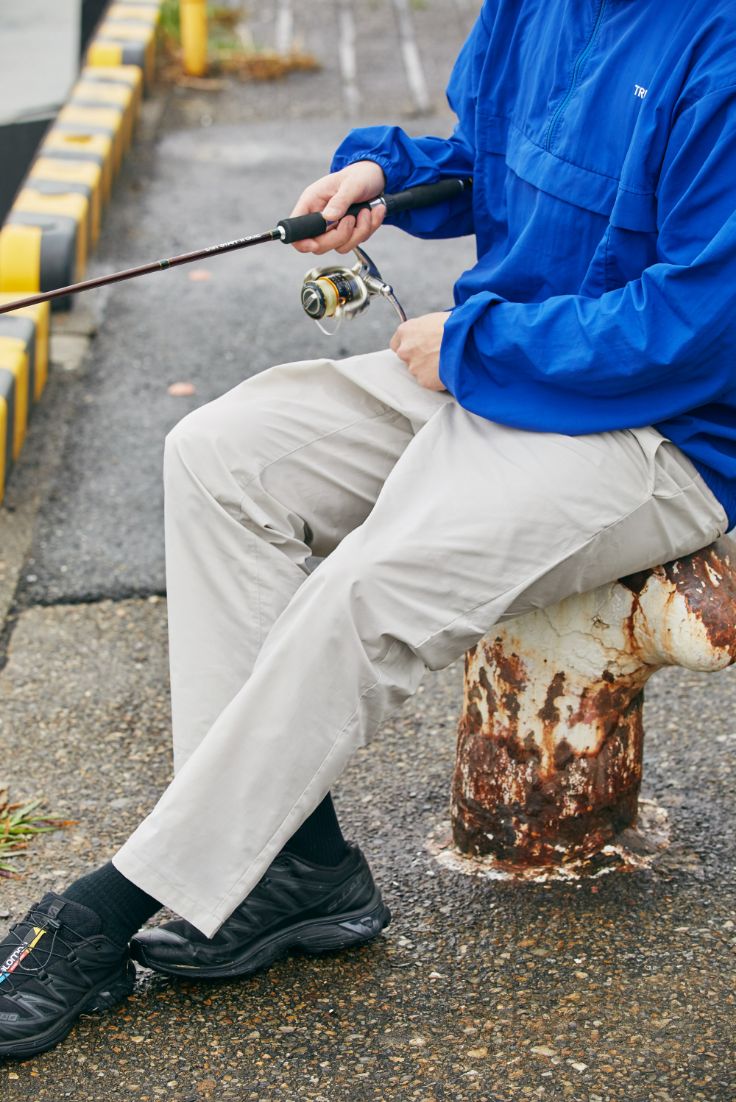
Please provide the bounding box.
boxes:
[300,246,406,335]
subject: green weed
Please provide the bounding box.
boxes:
[0,790,74,879]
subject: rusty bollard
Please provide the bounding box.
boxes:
[451,538,736,871]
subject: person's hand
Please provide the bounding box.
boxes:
[390,312,450,391]
[289,161,388,255]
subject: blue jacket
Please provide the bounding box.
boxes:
[332,0,736,527]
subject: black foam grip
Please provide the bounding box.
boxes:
[278,204,373,243]
[278,178,471,243]
[278,211,328,243]
[382,178,470,215]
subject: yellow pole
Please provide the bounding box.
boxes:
[180,0,208,77]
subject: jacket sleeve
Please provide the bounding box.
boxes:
[439,87,736,433]
[329,5,491,239]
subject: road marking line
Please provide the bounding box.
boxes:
[275,0,293,56]
[338,5,361,117]
[391,0,431,115]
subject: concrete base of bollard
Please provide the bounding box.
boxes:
[450,538,736,871]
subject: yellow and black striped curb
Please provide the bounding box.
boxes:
[0,0,164,502]
[88,7,160,86]
[0,296,50,501]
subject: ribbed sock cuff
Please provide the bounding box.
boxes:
[63,861,161,944]
[281,792,349,866]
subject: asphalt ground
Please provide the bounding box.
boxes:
[1,2,735,1099]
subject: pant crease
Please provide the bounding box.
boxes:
[237,407,404,500]
[412,489,657,652]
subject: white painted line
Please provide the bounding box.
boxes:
[275,0,294,56]
[338,5,361,117]
[391,0,432,115]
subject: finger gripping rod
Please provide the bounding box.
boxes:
[277,177,472,244]
[0,177,472,315]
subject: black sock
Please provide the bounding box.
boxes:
[281,792,349,866]
[63,861,161,945]
[61,796,346,942]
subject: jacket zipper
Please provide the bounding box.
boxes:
[544,0,607,152]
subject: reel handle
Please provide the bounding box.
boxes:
[277,177,472,244]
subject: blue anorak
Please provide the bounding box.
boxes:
[331,0,736,526]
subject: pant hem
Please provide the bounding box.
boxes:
[112,848,224,939]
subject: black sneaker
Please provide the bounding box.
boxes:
[130,842,391,979]
[0,894,135,1061]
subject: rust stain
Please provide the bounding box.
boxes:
[662,542,736,659]
[623,585,644,653]
[502,691,520,719]
[454,652,645,867]
[570,673,647,732]
[478,640,527,743]
[538,671,565,726]
[485,639,527,691]
[452,686,644,867]
[538,670,566,772]
[478,665,497,717]
[453,536,736,870]
[553,737,575,772]
[465,701,483,735]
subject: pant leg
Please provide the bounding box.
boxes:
[115,393,728,937]
[164,351,447,768]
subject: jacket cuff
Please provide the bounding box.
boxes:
[329,151,391,192]
[439,292,505,400]
[330,126,416,194]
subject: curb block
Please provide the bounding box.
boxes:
[0,0,163,502]
[56,103,127,175]
[7,191,90,291]
[38,128,115,203]
[28,159,104,246]
[72,79,137,152]
[0,294,50,499]
[88,20,158,85]
[0,295,51,406]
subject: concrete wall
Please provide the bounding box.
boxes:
[0,0,81,125]
[0,0,83,220]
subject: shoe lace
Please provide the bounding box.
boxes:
[0,905,87,995]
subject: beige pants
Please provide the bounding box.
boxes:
[114,350,728,935]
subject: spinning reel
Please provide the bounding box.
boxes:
[300,246,407,335]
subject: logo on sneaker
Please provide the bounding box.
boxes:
[324,874,371,915]
[0,927,47,985]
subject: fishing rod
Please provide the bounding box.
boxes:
[0,178,471,331]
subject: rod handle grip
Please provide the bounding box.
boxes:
[277,178,472,244]
[380,177,471,216]
[278,211,330,243]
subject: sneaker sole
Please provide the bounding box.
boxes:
[132,891,392,980]
[0,961,135,1061]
